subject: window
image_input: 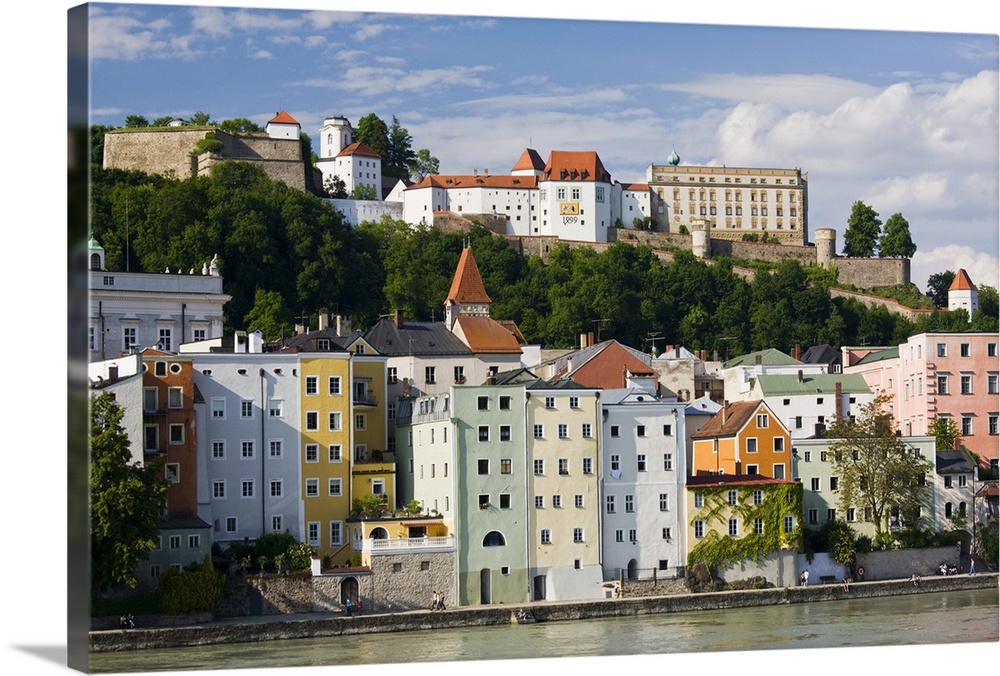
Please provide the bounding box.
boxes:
[326,376,341,396]
[610,425,620,437]
[774,437,785,453]
[499,493,511,510]
[827,508,837,521]
[989,373,998,395]
[559,458,569,475]
[606,495,616,513]
[989,343,998,358]
[169,424,184,445]
[306,411,318,430]
[477,395,489,410]
[454,366,465,384]
[212,440,225,459]
[728,518,739,536]
[581,423,592,437]
[552,495,562,508]
[328,444,342,462]
[961,374,973,395]
[727,490,738,506]
[573,528,584,543]
[329,412,342,431]
[662,424,673,436]
[211,398,226,419]
[269,400,283,418]
[168,387,183,408]
[241,440,254,459]
[123,327,137,351]
[541,529,552,545]
[945,475,953,488]
[306,479,319,497]
[241,480,254,498]
[330,522,343,546]
[938,375,949,395]
[387,367,397,384]
[960,343,970,357]
[307,522,320,546]
[533,424,544,439]
[583,457,593,474]
[239,400,253,419]
[499,425,511,442]
[535,495,544,509]
[784,515,795,533]
[328,478,342,496]
[478,458,490,475]
[753,490,763,505]
[226,517,237,533]
[212,480,225,499]
[989,414,998,436]
[746,464,758,475]
[830,476,839,491]
[575,494,584,508]
[694,520,705,539]
[754,518,764,535]
[558,423,569,439]
[305,376,318,396]
[500,458,512,474]
[569,396,580,408]
[616,529,624,543]
[663,453,673,471]
[533,459,544,475]
[545,396,555,409]
[937,343,947,358]
[169,535,181,550]
[961,415,973,436]
[478,425,490,442]
[662,528,672,540]
[808,509,818,524]
[636,424,646,437]
[269,440,283,458]
[158,329,172,352]
[610,455,620,472]
[424,366,436,384]
[694,492,704,508]
[659,493,669,511]
[756,413,769,428]
[746,438,758,454]
[628,529,637,542]
[847,508,856,522]
[270,480,283,498]
[625,495,635,513]
[271,516,282,532]
[500,396,512,410]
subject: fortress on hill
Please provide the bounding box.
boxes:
[103,113,910,291]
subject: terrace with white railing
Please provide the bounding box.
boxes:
[363,535,456,555]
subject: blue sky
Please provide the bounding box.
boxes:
[80,1,1000,293]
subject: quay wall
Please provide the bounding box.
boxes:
[90,573,996,652]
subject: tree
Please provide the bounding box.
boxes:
[842,201,882,257]
[926,270,955,308]
[930,416,962,451]
[90,392,167,592]
[878,213,916,258]
[152,115,174,127]
[323,174,348,198]
[124,114,149,128]
[243,288,293,340]
[352,184,377,200]
[385,116,416,179]
[355,113,390,161]
[188,111,214,126]
[411,148,440,182]
[826,394,932,537]
[218,118,263,134]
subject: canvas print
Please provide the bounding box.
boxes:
[64,2,999,675]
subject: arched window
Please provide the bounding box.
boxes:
[945,502,953,518]
[90,253,101,270]
[327,133,333,145]
[482,531,506,547]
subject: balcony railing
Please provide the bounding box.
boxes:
[362,535,455,554]
[354,393,377,407]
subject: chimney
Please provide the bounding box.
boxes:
[484,168,489,176]
[798,369,803,383]
[794,343,801,361]
[473,168,478,176]
[394,309,403,329]
[318,313,328,331]
[722,400,729,424]
[754,354,762,366]
[588,331,595,347]
[580,333,588,349]
[336,315,352,338]
[835,381,843,420]
[108,364,119,381]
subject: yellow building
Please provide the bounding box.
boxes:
[299,352,353,561]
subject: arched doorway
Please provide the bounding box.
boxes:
[533,574,546,601]
[341,577,360,607]
[480,569,491,604]
[627,559,640,581]
[370,527,389,540]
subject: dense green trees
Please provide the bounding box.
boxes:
[843,201,882,257]
[878,213,917,258]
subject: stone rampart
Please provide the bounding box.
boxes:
[835,256,910,287]
[103,128,207,178]
[856,545,960,581]
[829,287,932,322]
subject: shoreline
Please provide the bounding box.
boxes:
[89,572,998,653]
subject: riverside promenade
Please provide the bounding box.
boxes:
[89,572,998,652]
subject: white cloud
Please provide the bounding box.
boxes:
[661,74,879,113]
[911,245,1000,293]
[90,10,201,61]
[303,10,364,30]
[252,50,274,60]
[354,23,394,41]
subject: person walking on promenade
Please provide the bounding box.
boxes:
[345,597,353,617]
[970,558,976,575]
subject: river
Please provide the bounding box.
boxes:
[89,588,998,676]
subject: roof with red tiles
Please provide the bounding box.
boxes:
[949,268,977,291]
[555,340,658,390]
[406,174,537,190]
[542,150,611,183]
[686,474,795,488]
[511,148,546,173]
[267,110,300,125]
[445,247,491,305]
[620,183,651,191]
[336,142,381,159]
[453,316,523,353]
[690,400,767,439]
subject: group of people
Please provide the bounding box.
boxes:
[799,570,810,586]
[431,590,447,611]
[118,614,135,629]
[343,597,363,616]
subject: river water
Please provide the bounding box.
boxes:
[90,588,998,676]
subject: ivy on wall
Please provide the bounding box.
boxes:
[687,482,804,572]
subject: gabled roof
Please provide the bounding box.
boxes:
[691,400,770,439]
[852,346,899,365]
[363,318,471,357]
[754,373,872,397]
[267,110,299,125]
[548,339,655,390]
[800,343,840,366]
[686,474,794,488]
[271,328,350,353]
[936,448,977,475]
[337,142,380,159]
[949,268,976,291]
[446,247,491,305]
[542,151,611,184]
[453,316,522,354]
[723,348,801,369]
[406,174,537,190]
[511,148,545,173]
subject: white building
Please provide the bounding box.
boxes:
[265,110,301,140]
[601,381,688,581]
[721,348,826,403]
[393,392,456,524]
[747,372,874,439]
[88,238,230,362]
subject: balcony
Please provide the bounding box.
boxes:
[354,393,377,407]
[363,535,455,555]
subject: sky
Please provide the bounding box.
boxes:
[1,3,998,676]
[80,0,1000,293]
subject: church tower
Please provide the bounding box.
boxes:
[319,115,353,159]
[948,268,978,319]
[444,246,492,330]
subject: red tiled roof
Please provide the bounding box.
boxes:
[446,247,491,305]
[949,268,976,291]
[268,110,299,125]
[511,148,545,172]
[336,142,380,159]
[563,341,657,390]
[542,151,611,183]
[690,400,764,439]
[407,174,537,190]
[621,183,651,191]
[454,316,522,353]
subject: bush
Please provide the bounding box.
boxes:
[158,555,224,614]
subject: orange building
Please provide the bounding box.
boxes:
[691,400,791,479]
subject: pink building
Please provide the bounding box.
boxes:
[844,331,999,473]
